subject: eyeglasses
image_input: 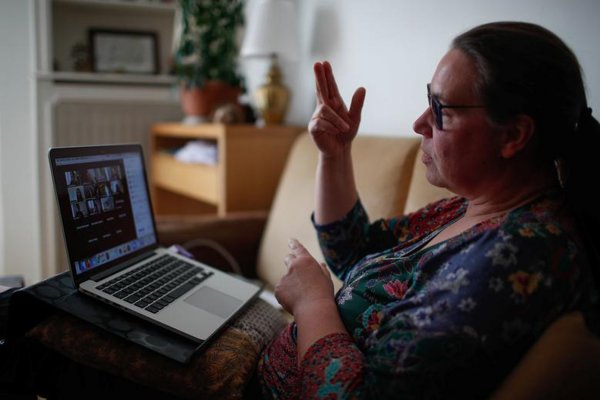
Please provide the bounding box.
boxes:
[427,84,485,130]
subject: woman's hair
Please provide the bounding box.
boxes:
[452,22,600,312]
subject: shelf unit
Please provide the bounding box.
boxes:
[150,123,304,216]
[38,0,177,85]
[37,71,177,86]
[53,0,176,12]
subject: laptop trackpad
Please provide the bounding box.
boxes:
[184,286,242,319]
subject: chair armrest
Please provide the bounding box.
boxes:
[491,312,600,400]
[156,211,269,278]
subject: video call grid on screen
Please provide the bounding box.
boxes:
[53,151,156,275]
[66,165,125,220]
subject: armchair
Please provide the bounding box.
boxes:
[157,132,600,398]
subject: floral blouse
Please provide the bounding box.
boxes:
[258,192,595,399]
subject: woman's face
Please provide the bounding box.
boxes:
[413,49,505,198]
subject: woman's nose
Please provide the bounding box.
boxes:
[413,108,433,137]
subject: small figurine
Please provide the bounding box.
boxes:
[71,42,92,72]
[212,103,245,124]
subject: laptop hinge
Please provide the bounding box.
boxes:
[89,251,157,282]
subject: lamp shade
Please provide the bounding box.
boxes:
[240,0,299,61]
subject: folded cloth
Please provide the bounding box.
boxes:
[173,140,218,165]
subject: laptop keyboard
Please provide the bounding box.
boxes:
[96,254,213,314]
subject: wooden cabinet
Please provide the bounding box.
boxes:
[150,123,304,216]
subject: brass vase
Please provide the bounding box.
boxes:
[255,60,290,125]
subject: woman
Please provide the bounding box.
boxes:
[258,22,600,398]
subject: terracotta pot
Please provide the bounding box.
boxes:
[180,81,241,122]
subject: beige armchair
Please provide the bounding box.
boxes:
[157,132,600,398]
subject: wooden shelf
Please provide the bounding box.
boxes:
[47,0,176,78]
[37,71,177,86]
[150,123,304,216]
[54,0,176,13]
[152,152,219,204]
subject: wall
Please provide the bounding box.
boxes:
[0,0,41,284]
[244,0,600,137]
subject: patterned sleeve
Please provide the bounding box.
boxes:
[312,200,398,281]
[298,324,489,399]
[300,333,365,399]
[313,197,464,281]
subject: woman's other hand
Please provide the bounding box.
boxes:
[275,238,335,316]
[309,61,366,158]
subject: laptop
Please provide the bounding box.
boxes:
[48,144,262,345]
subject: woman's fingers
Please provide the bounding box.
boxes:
[288,238,308,255]
[319,262,331,278]
[284,240,301,268]
[323,61,342,103]
[349,87,366,123]
[315,104,350,132]
[315,61,347,111]
[314,62,329,103]
[309,119,336,138]
[287,239,317,262]
[283,253,296,268]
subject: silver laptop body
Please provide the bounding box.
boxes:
[48,144,261,344]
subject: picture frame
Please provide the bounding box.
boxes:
[89,29,159,74]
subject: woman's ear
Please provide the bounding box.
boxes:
[500,114,536,158]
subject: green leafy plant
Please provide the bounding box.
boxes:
[175,0,246,89]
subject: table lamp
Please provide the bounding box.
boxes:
[241,0,299,125]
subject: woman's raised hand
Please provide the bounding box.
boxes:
[309,61,366,158]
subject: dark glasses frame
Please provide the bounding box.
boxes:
[427,84,485,130]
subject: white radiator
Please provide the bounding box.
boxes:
[54,100,182,164]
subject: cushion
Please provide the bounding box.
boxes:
[256,133,421,289]
[27,299,287,400]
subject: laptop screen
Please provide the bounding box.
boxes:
[49,145,158,277]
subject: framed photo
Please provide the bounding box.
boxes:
[89,29,159,74]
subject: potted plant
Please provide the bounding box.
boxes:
[175,0,246,123]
